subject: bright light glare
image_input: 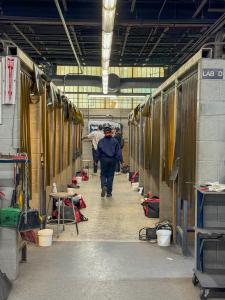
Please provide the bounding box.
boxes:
[103,0,117,10]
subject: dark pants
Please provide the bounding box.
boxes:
[115,161,120,172]
[92,147,98,173]
[100,157,117,194]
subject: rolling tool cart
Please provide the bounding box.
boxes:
[193,188,225,299]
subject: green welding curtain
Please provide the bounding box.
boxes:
[150,97,161,194]
[178,72,197,202]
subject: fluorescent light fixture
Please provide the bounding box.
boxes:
[103,0,117,10]
[102,32,113,49]
[102,59,110,69]
[102,48,111,60]
[102,0,117,94]
[102,69,109,76]
[102,9,115,33]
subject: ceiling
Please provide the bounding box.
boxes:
[0,0,225,72]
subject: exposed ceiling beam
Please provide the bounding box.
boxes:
[11,23,47,61]
[120,26,130,57]
[0,16,214,27]
[69,25,82,56]
[178,12,225,65]
[54,0,83,72]
[138,28,154,56]
[148,27,169,57]
[61,0,68,12]
[3,33,20,48]
[208,8,225,13]
[170,39,194,62]
[192,0,208,18]
[130,0,136,13]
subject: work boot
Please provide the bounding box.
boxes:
[101,186,107,197]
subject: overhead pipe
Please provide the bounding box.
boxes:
[176,12,225,65]
[54,0,83,73]
[214,29,225,58]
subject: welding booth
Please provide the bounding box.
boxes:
[0,47,83,279]
[129,48,225,253]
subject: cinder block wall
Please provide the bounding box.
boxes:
[81,108,130,166]
[196,59,225,183]
[0,60,21,280]
[0,97,20,192]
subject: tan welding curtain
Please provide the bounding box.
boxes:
[163,90,176,185]
[150,97,161,195]
[142,99,152,172]
[178,72,197,203]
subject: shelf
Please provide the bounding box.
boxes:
[196,228,225,234]
[194,270,225,289]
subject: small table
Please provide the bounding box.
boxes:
[47,192,79,238]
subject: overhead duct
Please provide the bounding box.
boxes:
[52,74,165,90]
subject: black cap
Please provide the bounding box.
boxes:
[103,123,112,132]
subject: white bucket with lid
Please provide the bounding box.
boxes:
[156,229,172,247]
[38,229,53,247]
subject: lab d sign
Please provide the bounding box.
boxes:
[202,68,223,79]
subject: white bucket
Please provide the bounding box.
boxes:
[132,182,139,191]
[76,176,82,184]
[156,229,172,247]
[38,229,53,247]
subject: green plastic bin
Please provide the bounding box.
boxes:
[0,208,21,228]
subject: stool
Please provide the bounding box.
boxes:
[82,159,92,177]
[47,192,79,238]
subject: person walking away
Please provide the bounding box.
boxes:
[96,124,123,197]
[83,125,104,173]
[114,127,124,174]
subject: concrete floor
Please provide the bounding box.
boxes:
[8,174,202,300]
[55,173,155,241]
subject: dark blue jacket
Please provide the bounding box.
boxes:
[96,136,123,163]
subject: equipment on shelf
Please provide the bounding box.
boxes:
[193,188,225,299]
[0,152,41,231]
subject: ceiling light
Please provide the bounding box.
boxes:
[102,48,111,60]
[102,9,116,33]
[102,69,108,76]
[102,32,113,49]
[102,59,110,69]
[103,0,117,10]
